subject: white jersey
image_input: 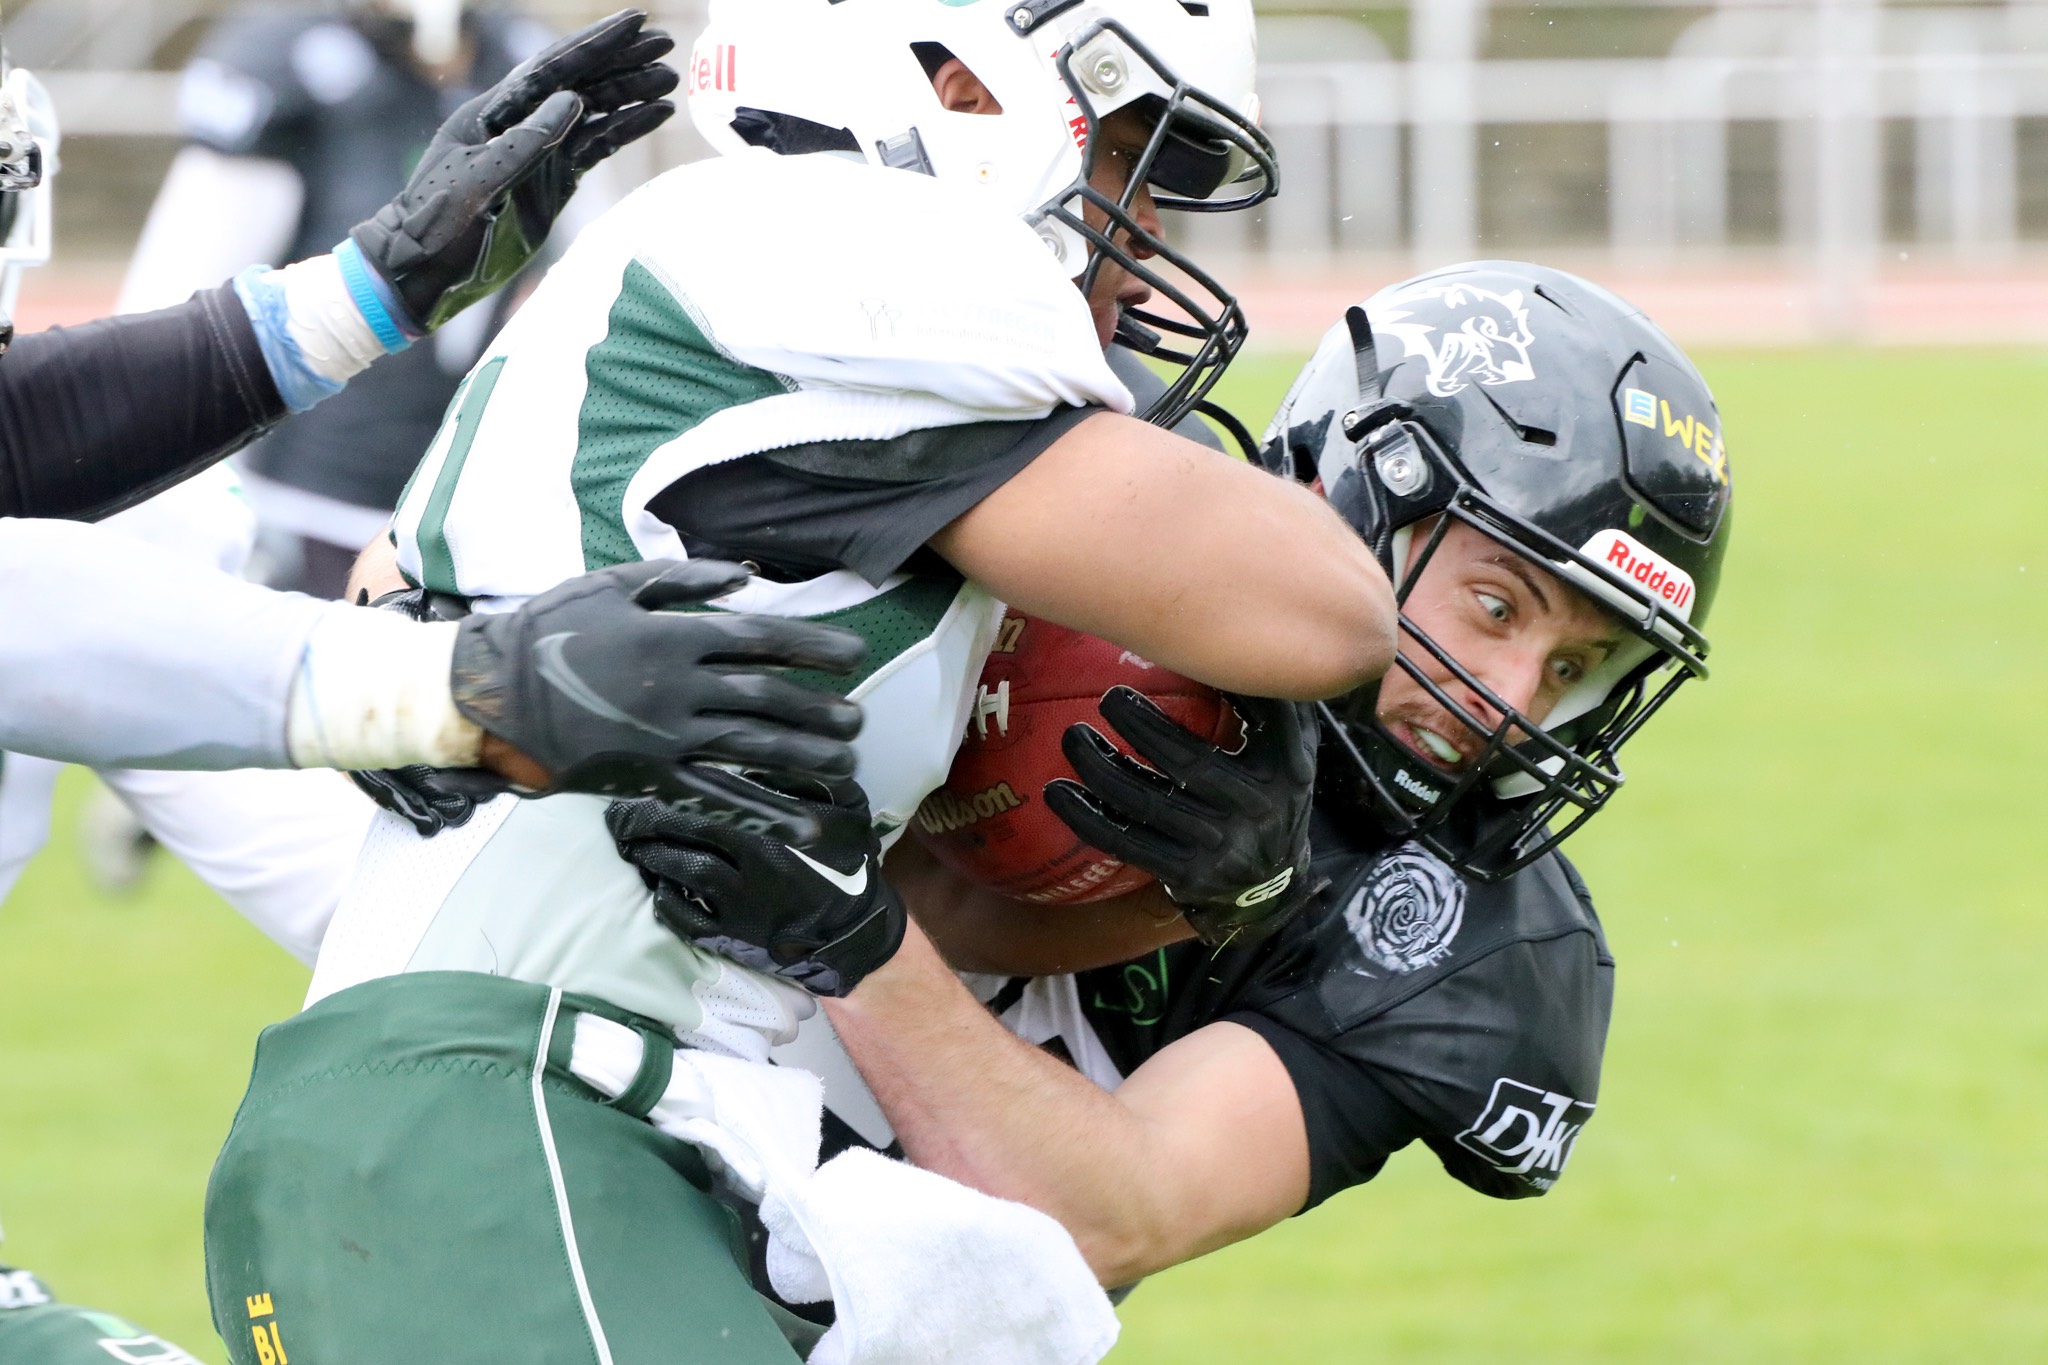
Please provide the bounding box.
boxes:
[310,151,1127,1045]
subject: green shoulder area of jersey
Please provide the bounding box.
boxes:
[401,257,802,595]
[571,261,800,573]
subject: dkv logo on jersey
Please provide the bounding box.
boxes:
[1455,1078,1595,1191]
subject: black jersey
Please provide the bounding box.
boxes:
[177,6,550,513]
[801,812,1613,1209]
[1070,815,1613,1206]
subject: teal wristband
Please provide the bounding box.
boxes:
[334,238,417,352]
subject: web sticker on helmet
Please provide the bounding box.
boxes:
[1581,528,1695,618]
[1650,396,1728,486]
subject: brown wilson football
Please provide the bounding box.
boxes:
[912,610,1236,905]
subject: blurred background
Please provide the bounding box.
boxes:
[19,0,2048,344]
[1,3,2044,1363]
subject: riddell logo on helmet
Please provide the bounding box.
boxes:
[1583,529,1695,615]
[689,42,737,95]
[1392,767,1442,803]
[1053,47,1091,151]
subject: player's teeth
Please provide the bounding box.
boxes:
[1413,727,1462,764]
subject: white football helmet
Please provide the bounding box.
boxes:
[687,0,1277,427]
[0,47,57,353]
[352,0,473,67]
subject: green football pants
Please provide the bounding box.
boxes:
[204,971,806,1365]
[0,1293,204,1364]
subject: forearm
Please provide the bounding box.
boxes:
[0,519,315,766]
[931,414,1397,700]
[0,286,286,521]
[0,518,477,771]
[0,238,408,525]
[824,924,1194,1284]
[891,835,1195,976]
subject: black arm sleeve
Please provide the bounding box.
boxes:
[0,285,287,522]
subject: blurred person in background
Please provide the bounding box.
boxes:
[87,0,625,885]
[119,0,597,599]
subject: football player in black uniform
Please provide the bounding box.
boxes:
[124,0,573,597]
[606,261,1735,1300]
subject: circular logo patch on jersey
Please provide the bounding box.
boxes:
[1342,843,1465,975]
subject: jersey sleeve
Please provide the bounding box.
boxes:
[0,519,326,770]
[1231,928,1614,1211]
[647,406,1100,585]
[389,154,1130,604]
[178,11,318,158]
[645,153,1132,423]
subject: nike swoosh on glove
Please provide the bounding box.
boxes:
[448,559,867,844]
[1043,688,1321,947]
[606,778,905,997]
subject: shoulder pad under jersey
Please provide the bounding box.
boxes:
[1262,839,1607,1036]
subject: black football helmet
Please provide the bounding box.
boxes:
[1260,261,1733,880]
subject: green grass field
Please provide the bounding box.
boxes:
[3,347,2045,1361]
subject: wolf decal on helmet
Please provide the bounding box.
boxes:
[1376,281,1538,398]
[1261,261,1733,880]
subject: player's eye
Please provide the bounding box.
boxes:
[1549,655,1585,686]
[1475,591,1511,625]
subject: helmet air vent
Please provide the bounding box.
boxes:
[1477,387,1558,448]
[730,108,860,157]
[875,127,936,176]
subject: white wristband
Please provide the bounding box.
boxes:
[273,252,391,386]
[286,606,484,771]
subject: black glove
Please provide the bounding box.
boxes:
[349,763,512,837]
[607,779,905,997]
[349,9,678,331]
[1043,689,1319,947]
[447,559,868,843]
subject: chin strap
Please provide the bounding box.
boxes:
[1340,305,1386,442]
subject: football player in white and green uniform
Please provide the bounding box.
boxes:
[201,4,1396,1361]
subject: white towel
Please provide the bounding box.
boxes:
[570,1014,1118,1365]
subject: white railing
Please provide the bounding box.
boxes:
[31,3,2048,297]
[1185,1,2048,334]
